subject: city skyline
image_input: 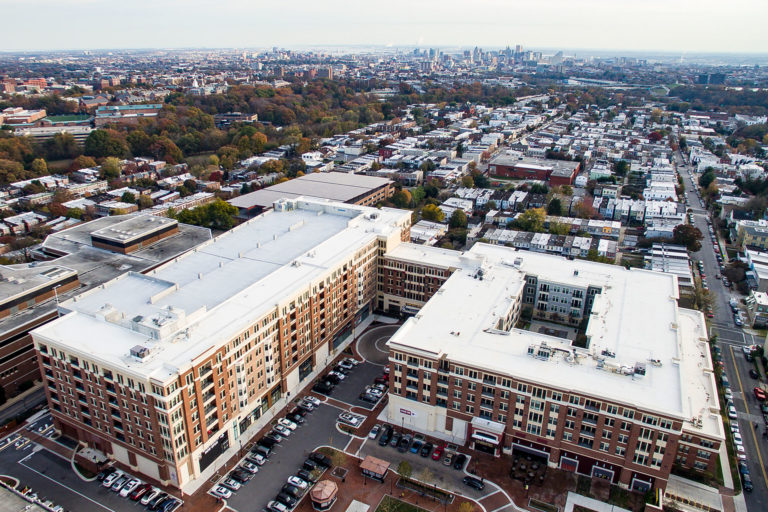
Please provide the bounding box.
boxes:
[3,0,767,54]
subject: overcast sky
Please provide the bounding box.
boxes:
[2,0,767,54]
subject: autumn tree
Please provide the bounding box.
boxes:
[421,204,445,222]
[99,157,122,180]
[514,207,546,232]
[392,189,412,208]
[673,224,704,252]
[30,158,48,175]
[69,155,97,171]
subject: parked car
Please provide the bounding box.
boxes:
[274,424,292,436]
[141,488,161,506]
[102,470,123,488]
[111,475,130,492]
[379,426,393,446]
[325,373,342,385]
[421,442,434,457]
[453,454,467,470]
[275,492,297,508]
[359,392,379,403]
[410,440,423,454]
[312,381,333,394]
[130,483,152,501]
[119,478,141,497]
[743,474,753,492]
[247,453,266,465]
[264,433,283,444]
[298,469,316,483]
[221,478,242,491]
[750,369,759,379]
[241,461,259,474]
[728,405,738,419]
[268,500,288,512]
[147,492,168,510]
[304,396,321,407]
[211,486,232,499]
[161,498,181,512]
[298,399,316,411]
[397,434,411,452]
[369,424,381,439]
[228,469,251,483]
[390,431,402,448]
[288,411,306,424]
[97,466,116,482]
[278,418,298,431]
[754,387,767,402]
[432,443,445,461]
[462,476,485,490]
[302,459,318,472]
[281,483,303,498]
[287,476,309,490]
[309,452,332,468]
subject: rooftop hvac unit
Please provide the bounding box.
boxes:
[130,345,150,359]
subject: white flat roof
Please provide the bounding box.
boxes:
[387,244,722,438]
[33,198,410,383]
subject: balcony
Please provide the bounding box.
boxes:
[199,365,212,377]
[202,391,215,403]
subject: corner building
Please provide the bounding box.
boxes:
[31,198,410,492]
[384,244,724,492]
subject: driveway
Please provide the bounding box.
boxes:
[224,403,350,512]
[357,324,400,366]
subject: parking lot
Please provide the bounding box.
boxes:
[357,433,486,501]
[224,403,351,511]
[314,360,387,410]
[0,432,160,512]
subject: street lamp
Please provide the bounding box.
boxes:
[52,284,61,318]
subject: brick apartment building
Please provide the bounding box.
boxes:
[384,244,723,492]
[31,199,720,494]
[489,154,581,185]
[31,199,411,492]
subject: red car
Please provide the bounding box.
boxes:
[754,387,767,402]
[431,443,445,461]
[129,483,152,501]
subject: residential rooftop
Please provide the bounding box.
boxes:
[33,199,411,383]
[387,243,722,439]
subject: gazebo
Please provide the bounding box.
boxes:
[359,455,390,482]
[310,479,338,511]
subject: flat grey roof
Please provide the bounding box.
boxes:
[91,215,177,244]
[0,216,212,337]
[230,172,392,210]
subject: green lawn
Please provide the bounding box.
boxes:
[376,496,428,512]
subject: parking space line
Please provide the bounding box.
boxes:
[18,460,116,512]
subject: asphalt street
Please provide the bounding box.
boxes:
[676,152,767,509]
[0,388,47,424]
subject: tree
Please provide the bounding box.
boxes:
[449,209,468,229]
[69,155,97,171]
[514,207,546,232]
[30,158,48,175]
[174,198,238,231]
[673,224,704,252]
[84,129,129,158]
[571,198,598,219]
[613,160,630,176]
[461,175,474,188]
[421,204,445,222]
[530,183,549,195]
[745,196,768,219]
[397,460,412,481]
[392,189,412,208]
[99,157,122,180]
[137,195,154,210]
[561,185,573,196]
[547,198,563,216]
[549,221,570,235]
[418,467,434,485]
[458,502,476,512]
[699,168,716,189]
[149,136,183,164]
[329,449,347,469]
